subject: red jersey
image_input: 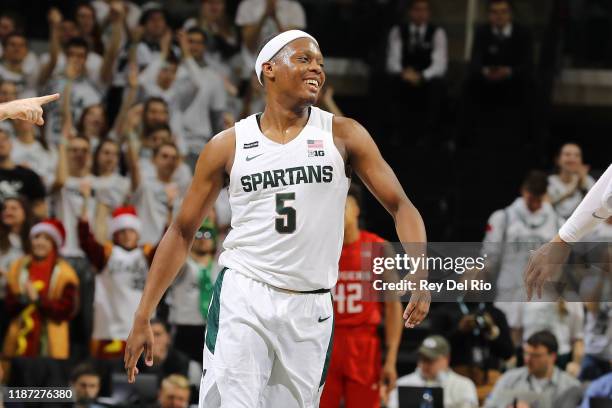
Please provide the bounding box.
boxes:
[333,230,384,328]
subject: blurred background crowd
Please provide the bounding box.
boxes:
[0,0,610,407]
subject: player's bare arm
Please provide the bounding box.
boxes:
[332,116,430,328]
[124,128,235,383]
[0,93,60,125]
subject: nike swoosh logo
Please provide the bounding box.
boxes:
[318,316,331,323]
[592,211,607,220]
[246,153,264,162]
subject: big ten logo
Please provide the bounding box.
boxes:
[308,150,325,157]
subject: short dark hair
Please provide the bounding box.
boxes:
[153,141,178,158]
[145,123,172,139]
[347,182,363,208]
[2,32,27,48]
[488,0,512,9]
[522,170,548,196]
[150,317,171,333]
[70,362,100,383]
[66,37,89,53]
[144,96,168,112]
[526,330,558,354]
[186,27,207,42]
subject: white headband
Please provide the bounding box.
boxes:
[255,30,319,86]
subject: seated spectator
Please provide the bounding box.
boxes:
[580,302,612,381]
[485,331,582,408]
[481,171,561,307]
[166,219,220,363]
[79,206,167,359]
[0,195,33,342]
[386,0,447,142]
[2,219,79,362]
[580,372,612,408]
[467,0,533,108]
[138,319,200,387]
[388,335,478,408]
[548,143,595,220]
[42,38,103,147]
[509,301,584,373]
[132,141,190,244]
[0,130,46,218]
[429,302,514,401]
[0,33,39,98]
[157,374,190,408]
[70,362,102,408]
[10,119,58,189]
[235,0,306,77]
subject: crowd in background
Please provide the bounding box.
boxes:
[0,0,610,407]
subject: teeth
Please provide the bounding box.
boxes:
[306,79,318,87]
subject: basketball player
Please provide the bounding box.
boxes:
[125,30,429,407]
[0,93,59,124]
[320,183,403,408]
[525,163,611,300]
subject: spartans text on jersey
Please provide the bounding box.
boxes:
[240,165,333,192]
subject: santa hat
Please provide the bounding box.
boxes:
[30,219,66,249]
[110,206,141,236]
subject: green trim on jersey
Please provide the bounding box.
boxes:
[205,267,227,354]
[319,293,335,387]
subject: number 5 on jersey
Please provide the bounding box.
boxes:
[275,192,296,233]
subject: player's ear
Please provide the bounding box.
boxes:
[262,61,275,82]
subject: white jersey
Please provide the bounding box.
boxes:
[92,245,149,340]
[219,107,349,291]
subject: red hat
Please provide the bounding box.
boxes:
[110,206,141,236]
[30,219,66,248]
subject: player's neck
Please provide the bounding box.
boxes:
[343,226,360,245]
[260,99,310,142]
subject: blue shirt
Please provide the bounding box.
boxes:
[580,373,612,408]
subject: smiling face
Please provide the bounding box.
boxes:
[557,143,583,174]
[262,38,325,106]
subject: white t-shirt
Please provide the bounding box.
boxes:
[132,176,190,244]
[39,52,104,86]
[43,76,102,146]
[388,369,478,408]
[548,173,596,220]
[11,139,58,190]
[583,303,612,360]
[0,60,39,98]
[178,59,227,154]
[509,302,584,356]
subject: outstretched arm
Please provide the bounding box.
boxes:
[334,117,429,328]
[0,94,60,125]
[124,128,234,382]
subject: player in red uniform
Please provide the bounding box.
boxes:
[320,183,404,408]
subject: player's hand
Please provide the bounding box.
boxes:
[380,360,398,395]
[523,238,571,300]
[403,289,430,328]
[2,94,60,125]
[124,316,154,383]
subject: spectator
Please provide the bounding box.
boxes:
[183,0,241,63]
[0,80,18,137]
[485,331,582,408]
[73,105,110,152]
[481,171,561,306]
[0,33,39,98]
[386,0,447,141]
[132,141,189,244]
[39,7,123,89]
[138,319,200,387]
[42,38,103,147]
[548,143,595,220]
[235,0,306,75]
[75,3,105,56]
[166,219,220,363]
[0,196,33,342]
[0,12,38,74]
[157,374,190,408]
[79,206,166,359]
[176,29,227,168]
[133,3,175,71]
[70,362,102,408]
[429,301,514,398]
[2,219,79,360]
[388,335,479,408]
[580,302,612,381]
[509,301,584,373]
[91,0,142,35]
[579,372,612,408]
[10,119,58,190]
[467,0,534,108]
[0,130,46,218]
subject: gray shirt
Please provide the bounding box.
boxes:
[485,367,582,408]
